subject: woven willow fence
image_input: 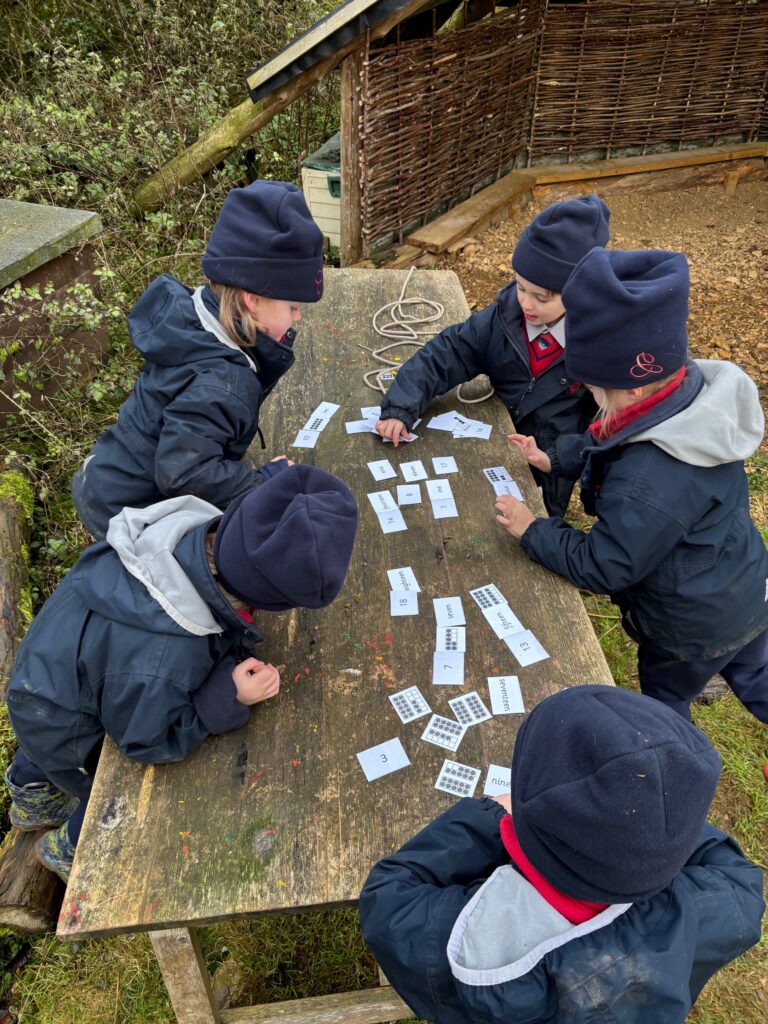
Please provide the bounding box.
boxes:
[358,0,768,254]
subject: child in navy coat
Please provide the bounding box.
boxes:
[496,248,768,742]
[360,686,764,1024]
[375,195,609,515]
[4,465,357,880]
[71,180,325,539]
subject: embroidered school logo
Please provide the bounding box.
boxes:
[630,352,664,379]
[315,273,323,297]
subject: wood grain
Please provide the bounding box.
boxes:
[59,268,611,940]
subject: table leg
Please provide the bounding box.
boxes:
[150,926,220,1024]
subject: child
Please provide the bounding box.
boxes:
[375,194,610,516]
[71,180,325,539]
[359,685,765,1023]
[496,248,768,735]
[4,464,357,880]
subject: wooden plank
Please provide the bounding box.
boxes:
[340,50,364,266]
[219,987,411,1024]
[58,269,612,940]
[0,829,64,934]
[150,928,220,1024]
[406,142,768,254]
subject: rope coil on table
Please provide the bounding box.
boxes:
[361,266,495,404]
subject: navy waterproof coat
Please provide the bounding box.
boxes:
[379,281,595,515]
[359,798,765,1024]
[7,498,261,799]
[71,276,295,539]
[521,360,768,660]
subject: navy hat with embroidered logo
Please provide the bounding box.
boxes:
[202,180,324,303]
[512,194,611,293]
[213,465,357,611]
[510,685,721,903]
[563,247,689,389]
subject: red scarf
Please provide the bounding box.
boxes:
[500,815,607,925]
[588,366,686,441]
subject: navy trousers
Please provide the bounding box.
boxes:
[638,626,768,723]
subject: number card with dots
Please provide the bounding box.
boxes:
[448,691,492,726]
[421,714,467,752]
[435,759,481,798]
[483,466,512,484]
[469,583,507,610]
[388,686,431,724]
[435,626,466,652]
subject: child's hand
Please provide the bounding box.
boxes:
[375,418,412,447]
[495,495,536,539]
[270,455,295,467]
[507,433,551,474]
[232,658,280,705]
[491,793,511,813]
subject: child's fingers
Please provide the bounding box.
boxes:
[241,657,266,673]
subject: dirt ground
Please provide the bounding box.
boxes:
[437,180,768,388]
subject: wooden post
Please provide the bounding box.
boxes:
[150,927,221,1024]
[0,829,64,933]
[340,49,364,266]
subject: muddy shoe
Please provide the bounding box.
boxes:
[694,674,730,706]
[36,824,75,882]
[4,768,79,832]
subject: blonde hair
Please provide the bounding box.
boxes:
[208,281,264,348]
[594,372,679,438]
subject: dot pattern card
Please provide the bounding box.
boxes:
[435,759,481,798]
[448,691,492,726]
[435,626,466,652]
[421,715,467,752]
[469,584,507,610]
[483,466,512,484]
[389,686,431,724]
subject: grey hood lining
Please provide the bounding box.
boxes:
[106,496,224,636]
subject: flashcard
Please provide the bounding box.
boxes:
[421,715,467,752]
[427,411,462,431]
[308,401,340,426]
[431,650,465,686]
[357,738,410,782]
[504,630,550,667]
[487,675,525,715]
[432,456,458,475]
[368,490,397,514]
[345,419,378,434]
[397,484,422,506]
[483,764,512,797]
[435,759,481,798]
[454,420,492,440]
[390,591,418,616]
[382,432,419,444]
[432,498,459,519]
[292,429,320,448]
[469,583,507,610]
[368,459,397,481]
[483,466,513,484]
[436,626,466,652]
[361,406,381,420]
[482,603,525,640]
[448,691,492,726]
[380,371,396,383]
[387,566,421,592]
[433,596,466,627]
[389,686,431,724]
[426,478,454,502]
[377,509,408,534]
[400,460,428,481]
[493,480,524,499]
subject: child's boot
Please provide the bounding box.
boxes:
[36,823,76,882]
[4,766,79,832]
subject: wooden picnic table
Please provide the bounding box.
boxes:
[58,268,612,1023]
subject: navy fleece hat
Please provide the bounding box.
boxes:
[563,247,689,389]
[202,181,324,302]
[512,194,610,292]
[511,685,721,903]
[213,466,357,610]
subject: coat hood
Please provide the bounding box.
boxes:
[128,275,258,370]
[629,359,764,466]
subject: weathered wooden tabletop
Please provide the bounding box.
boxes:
[59,268,611,940]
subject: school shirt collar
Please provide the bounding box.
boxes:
[526,317,566,347]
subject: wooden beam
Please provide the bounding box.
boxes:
[150,928,221,1024]
[340,50,364,266]
[0,829,64,934]
[405,142,768,253]
[219,986,412,1024]
[132,0,432,213]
